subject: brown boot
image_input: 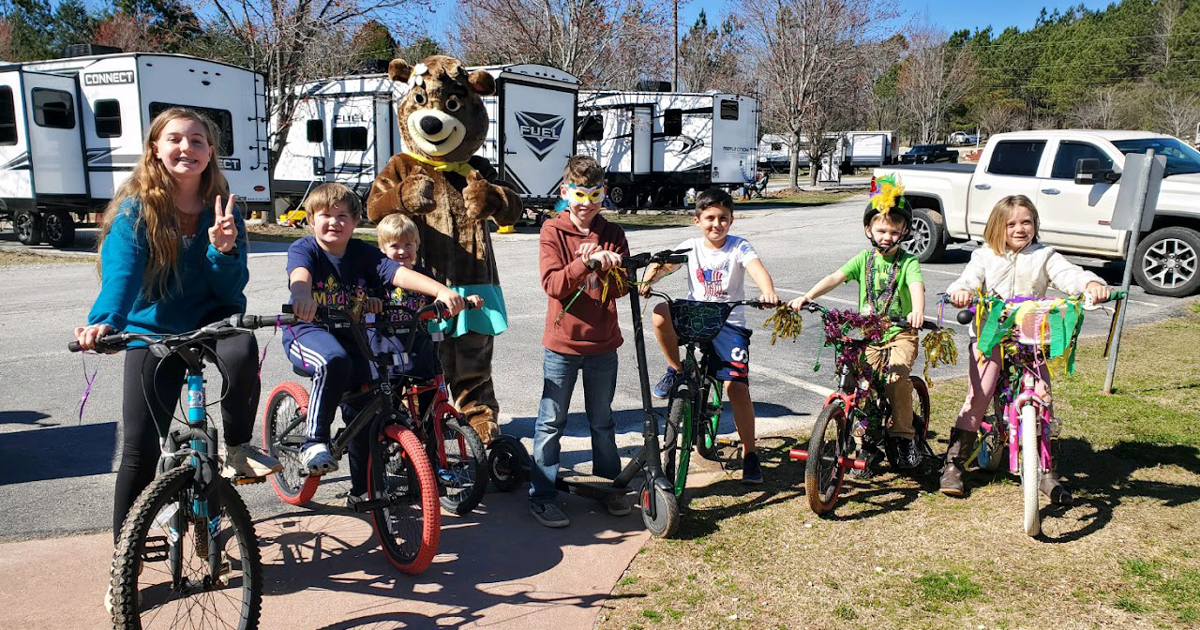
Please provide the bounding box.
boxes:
[939,428,977,497]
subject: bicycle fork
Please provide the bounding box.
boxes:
[1008,373,1053,475]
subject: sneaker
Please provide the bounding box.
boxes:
[742,451,763,485]
[530,502,570,528]
[301,443,339,476]
[222,443,283,479]
[104,583,113,615]
[604,494,632,517]
[892,437,918,470]
[652,368,680,399]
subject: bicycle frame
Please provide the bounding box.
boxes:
[1004,367,1053,475]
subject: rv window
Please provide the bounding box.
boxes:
[32,89,75,129]
[663,109,683,136]
[770,142,782,151]
[94,99,122,138]
[148,102,234,156]
[0,87,16,145]
[578,115,603,142]
[307,120,323,143]
[332,126,368,151]
[719,99,738,121]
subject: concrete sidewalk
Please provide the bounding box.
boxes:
[0,489,650,630]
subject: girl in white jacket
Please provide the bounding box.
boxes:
[940,194,1111,501]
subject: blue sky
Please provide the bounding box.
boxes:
[416,0,1116,47]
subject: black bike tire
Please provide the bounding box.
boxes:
[663,388,689,489]
[369,425,440,575]
[883,376,935,473]
[695,379,722,461]
[437,416,489,515]
[805,402,848,515]
[111,465,262,630]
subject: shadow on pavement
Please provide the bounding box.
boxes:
[255,488,648,629]
[0,421,116,486]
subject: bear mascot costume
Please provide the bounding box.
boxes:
[367,55,522,443]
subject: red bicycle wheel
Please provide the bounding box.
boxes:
[805,401,849,515]
[262,381,319,506]
[368,425,440,574]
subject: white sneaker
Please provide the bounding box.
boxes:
[222,443,283,479]
[301,443,339,476]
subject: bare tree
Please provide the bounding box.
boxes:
[1156,0,1183,70]
[454,0,671,88]
[976,99,1021,138]
[1154,87,1200,140]
[199,0,431,197]
[897,26,977,144]
[1068,86,1120,129]
[744,0,889,188]
[677,11,747,93]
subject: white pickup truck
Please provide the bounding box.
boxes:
[876,130,1200,296]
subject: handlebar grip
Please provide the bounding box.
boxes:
[956,310,975,325]
[665,254,687,264]
[68,341,82,353]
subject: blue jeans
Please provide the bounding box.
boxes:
[530,349,621,503]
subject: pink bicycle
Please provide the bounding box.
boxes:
[957,291,1125,536]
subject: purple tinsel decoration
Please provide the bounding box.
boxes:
[822,309,889,371]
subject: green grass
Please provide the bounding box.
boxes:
[601,303,1200,629]
[737,190,861,207]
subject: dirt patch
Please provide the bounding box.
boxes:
[0,250,94,266]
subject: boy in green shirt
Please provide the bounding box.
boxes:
[789,176,926,471]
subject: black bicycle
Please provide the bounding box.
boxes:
[70,312,295,630]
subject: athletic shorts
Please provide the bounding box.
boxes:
[709,324,752,384]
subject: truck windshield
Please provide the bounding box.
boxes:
[1112,138,1200,176]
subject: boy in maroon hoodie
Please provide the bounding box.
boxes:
[530,156,631,528]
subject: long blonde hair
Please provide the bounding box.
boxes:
[983,194,1040,253]
[96,108,230,301]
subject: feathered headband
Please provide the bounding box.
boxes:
[869,174,906,215]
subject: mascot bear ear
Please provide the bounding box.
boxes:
[388,59,412,83]
[467,70,496,96]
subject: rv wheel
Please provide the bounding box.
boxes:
[14,211,42,246]
[44,210,76,248]
[609,185,628,208]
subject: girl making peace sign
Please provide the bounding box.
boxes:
[74,108,280,551]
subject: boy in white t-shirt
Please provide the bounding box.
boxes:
[638,188,780,483]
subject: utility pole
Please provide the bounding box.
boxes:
[673,0,679,90]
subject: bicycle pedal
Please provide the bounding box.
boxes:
[351,497,392,513]
[141,536,169,563]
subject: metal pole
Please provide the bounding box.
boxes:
[673,0,679,90]
[1103,149,1154,394]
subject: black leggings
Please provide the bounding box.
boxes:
[113,332,260,541]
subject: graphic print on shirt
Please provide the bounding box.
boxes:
[312,274,370,316]
[695,260,730,299]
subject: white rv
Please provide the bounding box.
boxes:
[576,91,760,208]
[758,131,895,175]
[272,64,580,218]
[0,51,270,247]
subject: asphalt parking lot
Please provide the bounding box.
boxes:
[0,196,1186,540]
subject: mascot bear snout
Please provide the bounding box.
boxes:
[408,109,466,156]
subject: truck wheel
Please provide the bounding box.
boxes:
[1133,226,1200,297]
[609,185,628,209]
[44,210,76,248]
[901,207,947,263]
[15,211,42,246]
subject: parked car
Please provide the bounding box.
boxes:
[876,129,1200,297]
[899,144,958,164]
[948,131,980,145]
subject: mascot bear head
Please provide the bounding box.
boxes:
[388,55,495,164]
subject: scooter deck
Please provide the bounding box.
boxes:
[557,474,631,499]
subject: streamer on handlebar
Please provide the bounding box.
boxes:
[554,267,632,326]
[972,292,1087,374]
[763,305,804,345]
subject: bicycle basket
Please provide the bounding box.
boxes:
[668,300,736,344]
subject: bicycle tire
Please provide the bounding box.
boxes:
[368,425,440,574]
[695,379,723,461]
[262,381,318,506]
[884,376,934,472]
[639,482,680,538]
[664,388,690,495]
[805,401,848,515]
[1020,404,1041,537]
[437,416,489,515]
[111,465,262,630]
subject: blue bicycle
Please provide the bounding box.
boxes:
[71,312,295,630]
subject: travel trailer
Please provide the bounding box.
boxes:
[0,49,269,247]
[272,64,580,220]
[758,130,895,174]
[576,90,760,209]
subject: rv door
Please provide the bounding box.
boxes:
[632,106,652,176]
[500,80,575,199]
[0,72,33,203]
[22,72,86,196]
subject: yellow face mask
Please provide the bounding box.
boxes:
[565,184,605,205]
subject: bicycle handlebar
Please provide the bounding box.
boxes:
[68,312,300,353]
[946,290,1128,327]
[621,248,689,270]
